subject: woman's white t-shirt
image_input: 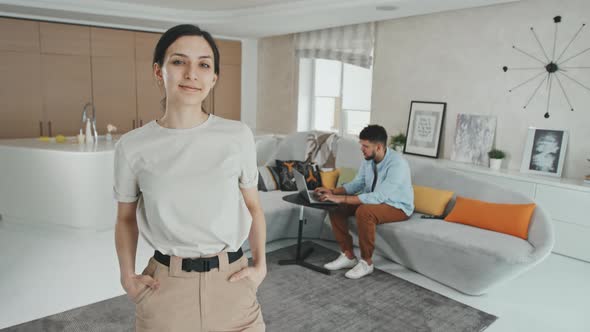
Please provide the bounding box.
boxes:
[113,115,258,257]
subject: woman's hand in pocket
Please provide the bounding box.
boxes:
[121,274,160,301]
[229,264,267,288]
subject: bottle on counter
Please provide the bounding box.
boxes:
[85,119,93,144]
[106,123,117,142]
[77,129,85,144]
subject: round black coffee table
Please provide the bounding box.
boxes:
[278,193,340,275]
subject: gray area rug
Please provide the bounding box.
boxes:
[2,241,497,332]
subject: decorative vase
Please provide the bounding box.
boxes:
[394,144,404,153]
[490,158,502,170]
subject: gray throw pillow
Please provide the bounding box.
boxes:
[258,166,280,191]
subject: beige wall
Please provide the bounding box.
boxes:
[372,0,590,179]
[256,34,298,134]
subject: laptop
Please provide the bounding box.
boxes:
[293,170,337,205]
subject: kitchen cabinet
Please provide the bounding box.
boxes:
[41,54,92,136]
[40,22,90,56]
[92,56,137,133]
[0,18,243,138]
[211,39,241,120]
[0,18,39,53]
[0,51,43,138]
[135,32,162,127]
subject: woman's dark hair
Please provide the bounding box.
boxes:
[359,125,388,147]
[153,24,220,112]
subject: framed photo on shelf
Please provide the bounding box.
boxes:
[404,101,446,158]
[520,127,568,177]
[450,113,497,166]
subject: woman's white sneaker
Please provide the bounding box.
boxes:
[344,260,374,279]
[324,253,358,271]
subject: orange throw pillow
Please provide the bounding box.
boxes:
[444,196,536,240]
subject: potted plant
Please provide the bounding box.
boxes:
[488,149,506,170]
[390,133,407,153]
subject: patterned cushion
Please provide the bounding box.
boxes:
[275,160,322,191]
[304,132,338,168]
[301,163,322,190]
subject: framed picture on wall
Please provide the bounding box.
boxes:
[404,101,446,158]
[520,127,568,177]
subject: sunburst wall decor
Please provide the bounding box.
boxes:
[502,16,589,118]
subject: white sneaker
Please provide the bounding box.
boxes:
[324,253,358,271]
[344,260,374,279]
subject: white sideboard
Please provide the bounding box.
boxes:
[406,156,590,263]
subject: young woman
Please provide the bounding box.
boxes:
[114,24,266,331]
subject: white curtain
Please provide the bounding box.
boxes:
[294,22,375,68]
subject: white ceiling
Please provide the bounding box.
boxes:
[0,0,518,39]
[110,0,298,11]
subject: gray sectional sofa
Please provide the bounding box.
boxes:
[252,131,554,295]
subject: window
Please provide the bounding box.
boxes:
[297,58,373,136]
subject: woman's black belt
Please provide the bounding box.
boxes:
[153,248,243,272]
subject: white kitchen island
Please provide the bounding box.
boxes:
[0,137,119,231]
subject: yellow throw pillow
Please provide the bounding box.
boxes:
[413,185,454,216]
[444,196,536,240]
[320,169,340,190]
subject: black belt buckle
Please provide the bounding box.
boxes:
[183,258,213,272]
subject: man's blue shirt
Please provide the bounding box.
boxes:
[342,148,414,216]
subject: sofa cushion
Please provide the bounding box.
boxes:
[320,169,340,189]
[300,163,322,190]
[255,135,283,166]
[275,160,299,191]
[273,132,312,163]
[258,166,280,191]
[413,185,454,217]
[305,132,339,168]
[444,196,536,240]
[336,167,357,187]
[275,160,322,191]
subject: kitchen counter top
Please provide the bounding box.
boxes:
[0,136,120,153]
